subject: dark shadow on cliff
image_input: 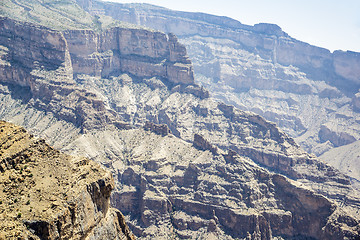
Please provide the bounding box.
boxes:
[0,82,33,104]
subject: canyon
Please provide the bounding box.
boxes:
[0,0,360,239]
[80,0,360,181]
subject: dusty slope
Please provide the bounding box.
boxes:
[320,140,360,180]
[0,121,134,240]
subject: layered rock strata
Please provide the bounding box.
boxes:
[0,1,360,239]
[104,127,359,239]
[0,16,195,131]
[84,1,360,92]
[0,121,134,240]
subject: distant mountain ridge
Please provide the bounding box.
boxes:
[81,0,360,88]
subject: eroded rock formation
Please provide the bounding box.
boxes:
[0,121,134,240]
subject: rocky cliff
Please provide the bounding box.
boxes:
[81,0,360,181]
[0,121,134,240]
[65,28,194,84]
[0,0,360,239]
[0,15,196,130]
[86,1,360,92]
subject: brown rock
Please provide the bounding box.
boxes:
[193,133,218,155]
[144,121,171,136]
[0,121,134,239]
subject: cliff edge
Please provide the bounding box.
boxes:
[0,120,135,240]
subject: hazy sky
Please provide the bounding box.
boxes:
[102,0,360,52]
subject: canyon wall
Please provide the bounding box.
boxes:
[82,0,360,92]
[80,0,360,180]
[0,16,195,131]
[64,28,194,84]
[0,1,360,239]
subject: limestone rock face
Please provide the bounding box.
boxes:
[0,121,134,240]
[0,17,125,131]
[333,50,360,85]
[105,128,359,239]
[0,16,195,131]
[2,69,359,239]
[319,124,357,147]
[64,28,194,84]
[79,0,360,90]
[86,0,360,180]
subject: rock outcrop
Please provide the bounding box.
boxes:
[353,91,360,112]
[143,121,171,136]
[0,121,134,240]
[319,124,357,147]
[193,133,219,155]
[78,0,360,91]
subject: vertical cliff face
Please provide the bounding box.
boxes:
[333,50,360,85]
[0,16,195,131]
[64,28,194,84]
[0,16,73,87]
[0,121,134,240]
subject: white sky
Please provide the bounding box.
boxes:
[102,0,360,53]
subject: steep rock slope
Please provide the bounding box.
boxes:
[0,1,360,239]
[80,0,360,180]
[0,121,134,240]
[1,84,360,239]
[70,126,360,239]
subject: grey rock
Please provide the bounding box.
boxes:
[1,1,360,239]
[89,0,360,181]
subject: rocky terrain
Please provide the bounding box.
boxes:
[1,0,360,239]
[80,0,360,181]
[0,121,134,239]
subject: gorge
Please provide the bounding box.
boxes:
[0,0,359,239]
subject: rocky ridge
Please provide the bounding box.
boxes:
[0,0,360,239]
[81,0,360,180]
[0,120,134,240]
